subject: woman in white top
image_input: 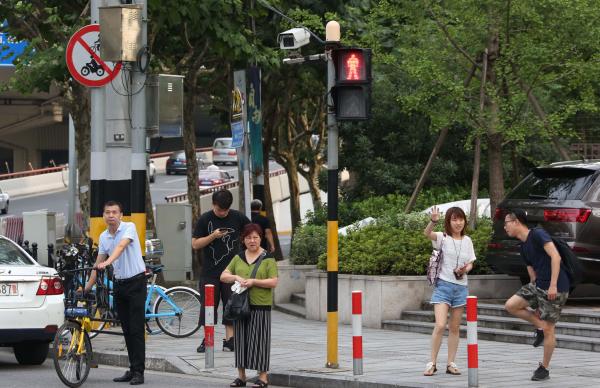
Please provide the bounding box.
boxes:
[422,206,476,376]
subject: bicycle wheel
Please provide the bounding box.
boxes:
[145,284,166,335]
[154,287,201,338]
[53,321,92,388]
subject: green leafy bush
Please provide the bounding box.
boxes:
[315,215,494,276]
[289,224,327,265]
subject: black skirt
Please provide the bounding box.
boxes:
[233,307,271,372]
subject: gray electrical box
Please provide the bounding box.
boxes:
[23,211,56,267]
[146,74,184,138]
[99,4,142,62]
[155,204,193,282]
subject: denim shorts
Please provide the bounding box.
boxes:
[430,279,468,308]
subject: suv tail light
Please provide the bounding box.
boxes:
[494,207,507,221]
[36,277,64,295]
[543,208,591,223]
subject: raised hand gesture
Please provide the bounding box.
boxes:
[430,206,441,223]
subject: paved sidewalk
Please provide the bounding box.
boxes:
[92,311,600,388]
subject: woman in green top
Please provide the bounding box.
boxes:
[221,223,278,388]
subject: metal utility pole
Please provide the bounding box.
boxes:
[66,114,78,241]
[130,1,148,249]
[325,20,341,369]
[90,0,106,243]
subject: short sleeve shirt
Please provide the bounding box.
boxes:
[98,221,145,279]
[432,232,476,286]
[193,209,251,278]
[520,228,570,292]
[226,252,278,306]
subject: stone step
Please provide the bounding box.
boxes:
[273,302,306,319]
[402,310,600,338]
[382,320,600,352]
[291,292,306,307]
[421,302,600,325]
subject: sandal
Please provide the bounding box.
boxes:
[251,380,268,388]
[423,362,437,376]
[230,378,246,387]
[446,362,461,375]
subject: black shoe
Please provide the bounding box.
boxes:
[533,329,544,347]
[223,337,234,352]
[531,363,550,381]
[129,372,144,385]
[113,371,134,382]
[196,339,206,353]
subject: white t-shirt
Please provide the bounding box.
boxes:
[432,232,476,286]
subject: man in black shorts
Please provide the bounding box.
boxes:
[192,189,250,353]
[503,209,570,381]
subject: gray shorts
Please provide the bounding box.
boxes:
[516,283,569,323]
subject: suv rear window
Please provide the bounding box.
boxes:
[0,239,34,265]
[507,168,597,201]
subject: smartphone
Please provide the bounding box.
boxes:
[218,228,229,234]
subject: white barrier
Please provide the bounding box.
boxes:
[1,170,68,198]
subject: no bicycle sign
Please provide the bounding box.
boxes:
[66,24,122,87]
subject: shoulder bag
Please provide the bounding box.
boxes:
[427,233,446,287]
[224,252,266,321]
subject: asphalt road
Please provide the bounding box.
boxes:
[0,348,284,388]
[1,164,243,218]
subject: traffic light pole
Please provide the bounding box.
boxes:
[325,21,341,369]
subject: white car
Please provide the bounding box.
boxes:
[212,137,238,165]
[0,236,64,365]
[0,187,9,214]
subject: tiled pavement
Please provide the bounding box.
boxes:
[93,310,600,387]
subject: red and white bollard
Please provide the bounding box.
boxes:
[467,295,478,387]
[352,290,363,375]
[204,284,215,369]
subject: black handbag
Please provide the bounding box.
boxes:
[224,253,266,321]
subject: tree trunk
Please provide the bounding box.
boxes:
[145,176,155,235]
[486,32,505,216]
[182,77,202,279]
[283,160,302,232]
[262,145,283,260]
[405,127,449,213]
[298,166,322,210]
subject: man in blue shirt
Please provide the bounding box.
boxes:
[85,201,146,385]
[503,209,570,382]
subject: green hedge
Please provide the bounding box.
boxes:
[289,224,327,265]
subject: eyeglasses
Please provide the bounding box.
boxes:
[504,220,516,226]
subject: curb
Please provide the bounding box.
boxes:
[269,371,439,388]
[95,350,436,388]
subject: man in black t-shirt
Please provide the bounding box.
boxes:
[192,189,250,353]
[503,209,570,382]
[250,199,275,253]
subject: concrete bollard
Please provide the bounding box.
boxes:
[204,284,215,369]
[467,295,479,387]
[352,290,363,375]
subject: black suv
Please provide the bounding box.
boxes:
[486,160,600,285]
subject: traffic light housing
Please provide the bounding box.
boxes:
[332,48,372,121]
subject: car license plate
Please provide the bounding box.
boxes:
[0,283,18,296]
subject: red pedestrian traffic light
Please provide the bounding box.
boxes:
[332,48,372,120]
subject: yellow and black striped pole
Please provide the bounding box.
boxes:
[325,21,341,369]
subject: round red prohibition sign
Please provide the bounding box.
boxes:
[66,24,122,87]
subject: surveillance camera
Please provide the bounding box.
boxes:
[278,28,311,50]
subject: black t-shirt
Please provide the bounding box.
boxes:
[251,212,271,250]
[520,228,570,292]
[193,209,251,278]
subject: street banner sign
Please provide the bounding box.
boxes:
[66,24,122,87]
[247,66,263,176]
[231,121,244,148]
